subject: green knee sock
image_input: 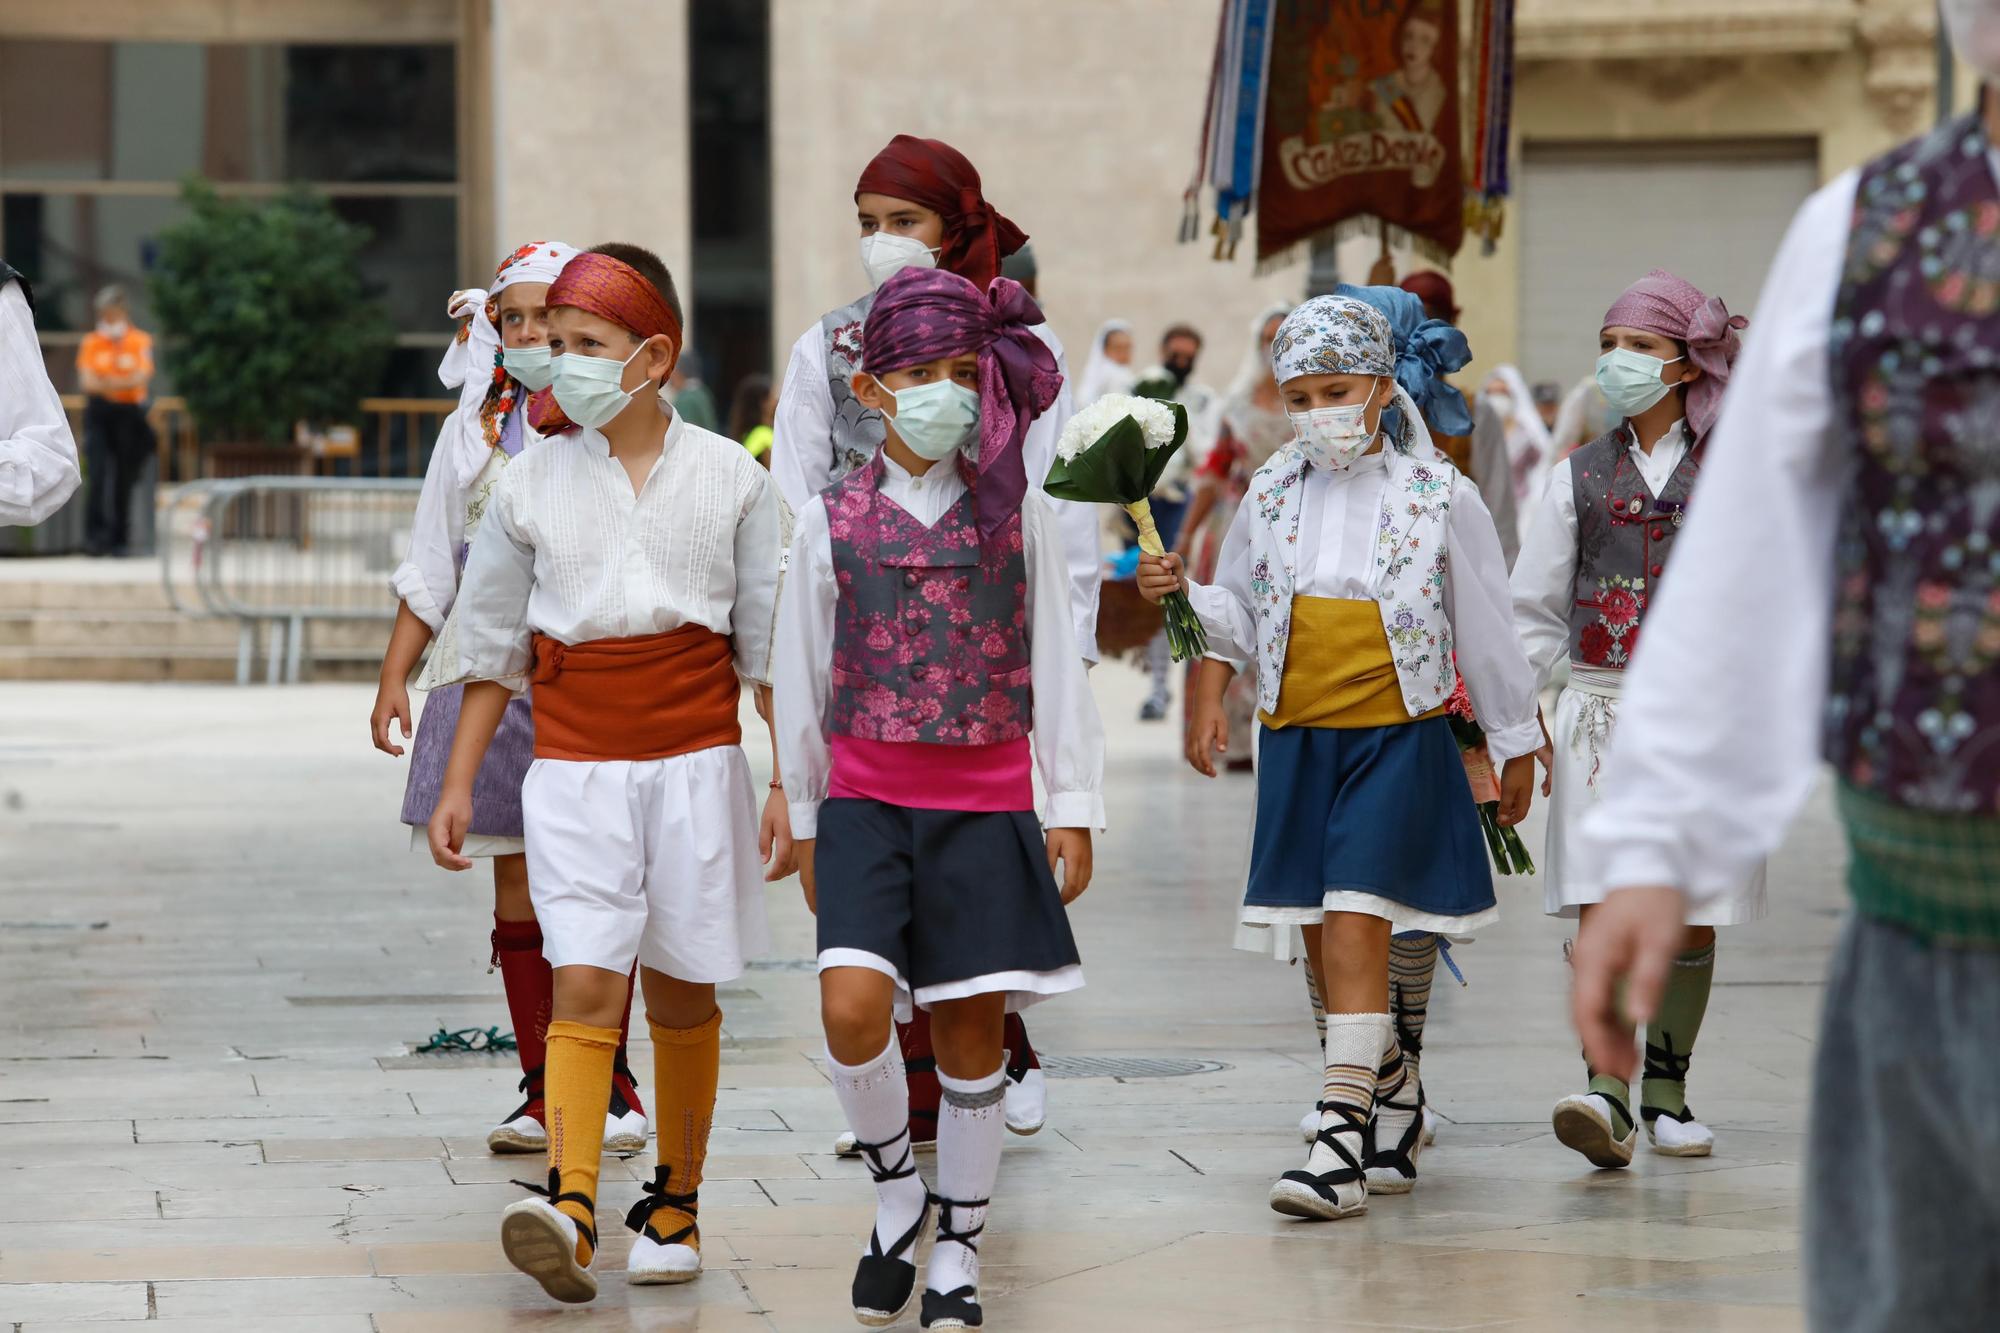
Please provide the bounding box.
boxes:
[1586,1069,1635,1137]
[1641,942,1715,1119]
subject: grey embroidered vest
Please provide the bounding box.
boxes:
[821,291,886,485]
[1824,111,2000,814]
[1566,428,1701,670]
[825,457,1032,746]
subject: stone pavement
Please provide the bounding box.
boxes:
[0,672,1837,1331]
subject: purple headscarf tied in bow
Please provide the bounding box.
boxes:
[1601,268,1748,444]
[861,267,1061,542]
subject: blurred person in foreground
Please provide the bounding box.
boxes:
[1570,10,2000,1328]
[0,261,80,526]
[75,284,157,555]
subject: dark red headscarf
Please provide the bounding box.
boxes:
[526,252,683,435]
[855,135,1027,292]
[862,268,1060,544]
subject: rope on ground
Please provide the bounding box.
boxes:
[413,1025,517,1054]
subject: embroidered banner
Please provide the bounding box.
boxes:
[1255,0,1464,266]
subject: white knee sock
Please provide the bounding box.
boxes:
[828,1037,928,1261]
[927,1063,1005,1297]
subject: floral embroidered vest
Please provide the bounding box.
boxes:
[1825,112,2000,815]
[1566,428,1701,670]
[820,292,886,485]
[1242,445,1456,716]
[826,458,1032,745]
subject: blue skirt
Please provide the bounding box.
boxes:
[1245,719,1495,918]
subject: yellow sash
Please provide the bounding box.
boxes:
[1261,596,1448,730]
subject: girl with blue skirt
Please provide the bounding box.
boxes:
[1140,294,1541,1220]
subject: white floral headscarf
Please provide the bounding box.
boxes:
[435,239,577,490]
[1269,294,1394,385]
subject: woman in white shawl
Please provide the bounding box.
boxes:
[1479,363,1555,512]
[1073,318,1136,407]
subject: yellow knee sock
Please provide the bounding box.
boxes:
[640,1009,723,1252]
[544,1019,618,1264]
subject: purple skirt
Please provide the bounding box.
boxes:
[400,683,534,838]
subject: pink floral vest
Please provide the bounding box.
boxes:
[826,458,1032,745]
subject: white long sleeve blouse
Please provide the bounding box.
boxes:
[389,410,545,633]
[1187,448,1544,763]
[1575,172,1866,908]
[771,314,1103,662]
[425,414,787,695]
[773,451,1106,840]
[1511,420,1692,690]
[0,280,81,528]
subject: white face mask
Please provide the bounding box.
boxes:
[1287,381,1380,472]
[98,320,128,339]
[501,344,554,392]
[859,232,940,290]
[1942,0,2000,77]
[551,341,656,432]
[874,376,979,460]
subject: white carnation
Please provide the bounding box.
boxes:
[1055,393,1180,461]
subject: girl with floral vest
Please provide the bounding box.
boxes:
[1511,270,1752,1170]
[772,132,1091,1153]
[1140,293,1539,1220]
[371,241,649,1160]
[774,266,1102,1329]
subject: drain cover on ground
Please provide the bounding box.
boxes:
[1039,1055,1230,1079]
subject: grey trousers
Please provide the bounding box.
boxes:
[1807,914,2000,1330]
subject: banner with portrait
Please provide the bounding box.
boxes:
[1255,0,1464,267]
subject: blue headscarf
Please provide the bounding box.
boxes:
[1331,283,1473,439]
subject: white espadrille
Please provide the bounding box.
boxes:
[1552,1092,1637,1169]
[500,1197,596,1304]
[1644,1106,1715,1157]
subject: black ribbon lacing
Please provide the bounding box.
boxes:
[511,1166,597,1255]
[624,1163,698,1246]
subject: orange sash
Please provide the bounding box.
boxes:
[528,625,741,762]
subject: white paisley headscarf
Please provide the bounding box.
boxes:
[1269,294,1395,384]
[1269,295,1440,460]
[435,239,578,490]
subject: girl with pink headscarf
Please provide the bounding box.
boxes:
[1509,268,1756,1172]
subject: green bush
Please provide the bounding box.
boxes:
[149,181,393,444]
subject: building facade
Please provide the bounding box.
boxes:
[0,0,1975,427]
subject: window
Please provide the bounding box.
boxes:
[0,39,459,393]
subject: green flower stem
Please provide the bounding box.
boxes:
[1125,498,1209,662]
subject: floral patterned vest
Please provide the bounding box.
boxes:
[820,292,886,485]
[1242,444,1456,716]
[826,458,1032,745]
[1566,428,1701,670]
[1825,112,2000,815]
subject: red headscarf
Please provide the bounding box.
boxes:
[1398,270,1460,323]
[855,135,1027,292]
[526,252,683,434]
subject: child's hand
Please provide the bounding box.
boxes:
[372,678,413,757]
[1046,829,1093,904]
[1135,553,1186,605]
[759,787,796,882]
[427,791,475,871]
[795,839,817,914]
[1184,699,1228,778]
[1534,711,1555,796]
[1497,754,1535,828]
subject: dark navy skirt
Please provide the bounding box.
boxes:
[1245,719,1495,918]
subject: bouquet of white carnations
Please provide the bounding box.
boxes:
[1046,394,1207,662]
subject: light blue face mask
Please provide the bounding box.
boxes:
[1595,346,1684,417]
[552,341,656,431]
[875,377,979,460]
[501,344,554,392]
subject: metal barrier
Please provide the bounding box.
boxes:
[159,476,419,684]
